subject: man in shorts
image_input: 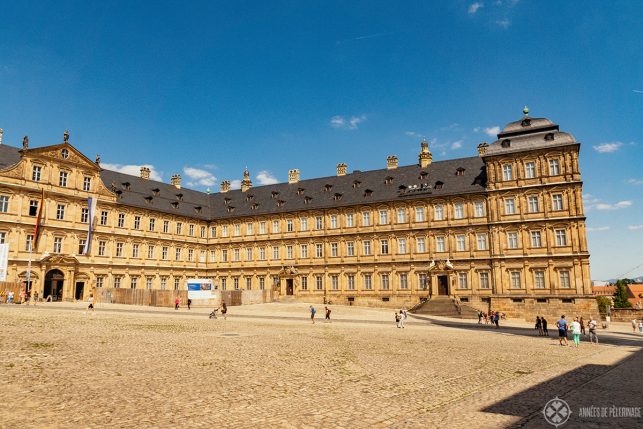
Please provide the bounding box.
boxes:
[310,305,316,324]
[556,315,568,346]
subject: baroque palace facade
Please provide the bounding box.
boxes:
[0,111,596,316]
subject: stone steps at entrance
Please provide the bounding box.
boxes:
[413,296,477,319]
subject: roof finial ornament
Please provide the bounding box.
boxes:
[63,130,69,143]
[523,106,529,116]
[23,135,29,149]
[95,154,101,164]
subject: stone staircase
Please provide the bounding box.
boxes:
[413,296,478,319]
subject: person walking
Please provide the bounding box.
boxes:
[33,291,39,306]
[477,310,483,324]
[570,317,581,347]
[174,297,180,310]
[542,317,549,336]
[639,320,643,334]
[87,294,95,312]
[324,306,331,322]
[309,305,316,324]
[7,291,14,304]
[187,298,192,310]
[632,319,637,333]
[395,311,401,328]
[579,317,586,336]
[221,301,227,320]
[493,311,500,328]
[556,315,569,346]
[588,317,599,345]
[399,308,407,328]
[535,316,543,336]
[19,289,26,304]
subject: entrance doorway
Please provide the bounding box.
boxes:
[437,275,449,295]
[75,282,85,300]
[286,279,294,295]
[44,269,64,301]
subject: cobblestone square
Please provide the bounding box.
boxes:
[1,303,641,428]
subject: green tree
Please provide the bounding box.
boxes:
[612,280,632,308]
[596,296,611,314]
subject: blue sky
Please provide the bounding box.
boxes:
[0,1,641,280]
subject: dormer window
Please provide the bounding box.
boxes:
[194,206,202,214]
[352,180,361,189]
[544,133,555,141]
[455,167,465,176]
[384,176,393,185]
[115,190,123,198]
[271,191,279,199]
[276,200,285,207]
[144,196,153,204]
[171,202,179,209]
[304,196,312,204]
[227,206,235,213]
[364,189,373,197]
[398,185,407,191]
[434,181,444,190]
[152,188,160,196]
[224,197,231,205]
[251,203,260,210]
[521,119,531,127]
[324,184,332,192]
[297,188,305,195]
[419,171,428,179]
[501,139,511,148]
[176,193,183,201]
[122,182,131,191]
[333,193,343,201]
[61,148,69,159]
[246,194,254,201]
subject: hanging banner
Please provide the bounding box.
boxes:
[187,278,214,300]
[0,243,9,281]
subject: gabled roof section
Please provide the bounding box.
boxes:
[24,142,101,172]
[0,144,21,169]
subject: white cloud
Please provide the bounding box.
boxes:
[330,114,367,130]
[483,126,500,137]
[406,131,425,139]
[496,19,511,28]
[593,142,623,153]
[101,163,163,181]
[229,179,241,190]
[627,178,643,185]
[628,224,643,230]
[256,170,279,185]
[468,2,484,14]
[450,140,463,150]
[594,201,632,211]
[586,226,610,232]
[183,166,217,187]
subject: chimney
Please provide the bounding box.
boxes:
[336,163,347,176]
[220,180,231,193]
[288,169,300,184]
[140,166,151,180]
[418,139,432,168]
[0,128,3,145]
[386,155,398,170]
[477,142,489,157]
[170,174,181,189]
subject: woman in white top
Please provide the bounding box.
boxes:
[570,317,582,347]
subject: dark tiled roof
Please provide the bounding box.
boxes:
[0,144,21,169]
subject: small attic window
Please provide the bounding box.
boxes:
[227,206,235,213]
[297,188,305,195]
[333,193,342,201]
[246,194,254,201]
[304,196,313,204]
[324,184,332,192]
[224,197,231,205]
[521,118,531,127]
[115,190,123,198]
[419,171,428,179]
[384,176,393,185]
[152,188,160,196]
[176,193,183,201]
[455,167,465,176]
[501,139,511,148]
[271,191,279,199]
[251,203,260,210]
[144,196,153,204]
[61,148,69,159]
[194,206,202,214]
[398,185,407,191]
[122,182,131,191]
[434,181,444,190]
[276,200,285,207]
[544,133,555,141]
[352,180,361,189]
[364,189,373,197]
[171,202,179,209]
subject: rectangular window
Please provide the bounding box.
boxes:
[220,278,227,291]
[210,226,216,237]
[474,201,485,217]
[399,273,408,290]
[346,241,354,256]
[396,208,406,223]
[259,247,266,260]
[100,211,108,226]
[555,229,567,246]
[331,275,339,290]
[132,244,139,258]
[525,162,536,178]
[114,277,121,289]
[176,222,182,235]
[163,220,169,233]
[287,219,294,232]
[233,277,239,290]
[117,213,125,228]
[315,243,323,258]
[347,275,355,290]
[363,240,371,255]
[32,165,42,182]
[174,278,180,291]
[78,239,86,255]
[130,277,138,289]
[330,243,338,257]
[26,234,34,251]
[380,274,390,290]
[502,164,513,181]
[415,207,425,222]
[504,198,516,215]
[28,200,38,216]
[81,208,89,223]
[189,224,195,236]
[233,248,240,261]
[287,245,294,259]
[160,277,167,290]
[534,270,546,289]
[162,246,168,260]
[528,196,539,213]
[246,277,252,290]
[246,223,254,235]
[456,235,466,251]
[221,225,228,236]
[83,177,91,192]
[149,218,156,231]
[380,239,389,255]
[346,213,354,227]
[56,204,65,220]
[379,209,388,225]
[210,250,216,262]
[458,272,468,289]
[116,242,124,257]
[454,203,464,219]
[146,277,153,290]
[272,246,279,260]
[436,236,445,252]
[507,232,519,249]
[222,249,228,262]
[397,238,406,254]
[315,216,323,230]
[418,273,428,290]
[188,248,194,261]
[147,245,154,259]
[175,248,181,261]
[549,159,560,176]
[330,215,338,229]
[416,237,426,253]
[246,248,253,261]
[134,216,141,230]
[510,271,521,289]
[476,234,487,251]
[315,275,323,291]
[96,276,104,288]
[479,272,490,289]
[434,204,444,220]
[552,194,564,211]
[559,271,571,288]
[259,222,266,234]
[300,244,308,258]
[531,231,542,248]
[364,274,372,290]
[300,218,308,231]
[259,277,265,290]
[98,240,106,256]
[362,211,371,226]
[272,220,280,233]
[201,226,206,238]
[59,171,68,187]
